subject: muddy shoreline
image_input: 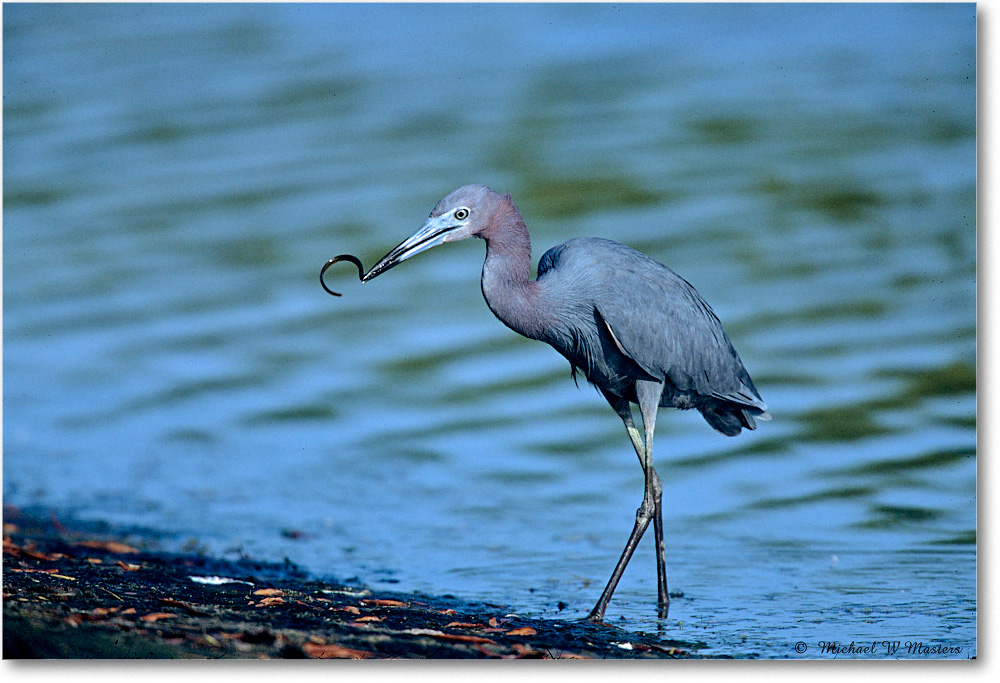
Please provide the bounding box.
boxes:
[3,506,724,659]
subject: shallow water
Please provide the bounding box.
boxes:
[3,3,975,658]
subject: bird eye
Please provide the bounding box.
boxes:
[454,208,470,221]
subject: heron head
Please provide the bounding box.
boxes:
[362,184,499,282]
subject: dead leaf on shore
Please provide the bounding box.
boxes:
[404,628,496,645]
[257,597,286,606]
[301,642,371,659]
[6,567,58,574]
[332,605,361,614]
[445,622,485,629]
[360,598,408,608]
[76,540,139,554]
[22,548,65,562]
[510,643,545,658]
[253,588,285,597]
[159,598,210,616]
[90,607,119,617]
[140,612,178,623]
[506,627,538,636]
[353,615,384,623]
[117,561,143,571]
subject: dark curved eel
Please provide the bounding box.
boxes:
[320,254,366,297]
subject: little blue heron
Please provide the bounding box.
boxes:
[347,184,769,621]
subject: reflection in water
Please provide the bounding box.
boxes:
[3,3,975,657]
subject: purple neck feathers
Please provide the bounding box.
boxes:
[478,195,549,340]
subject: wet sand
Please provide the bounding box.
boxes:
[3,507,717,659]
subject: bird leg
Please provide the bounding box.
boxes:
[588,384,669,621]
[635,379,670,619]
[586,471,656,622]
[648,460,670,618]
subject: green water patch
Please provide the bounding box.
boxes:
[439,367,571,407]
[3,185,73,208]
[928,530,976,546]
[131,121,188,145]
[758,176,887,223]
[384,112,463,142]
[379,335,527,379]
[55,371,268,429]
[941,414,977,429]
[799,186,886,222]
[796,297,887,322]
[375,446,446,464]
[854,504,943,529]
[924,117,975,144]
[798,404,893,443]
[533,429,631,458]
[261,75,362,114]
[160,428,217,444]
[211,184,305,211]
[242,402,339,426]
[128,372,268,411]
[792,360,975,443]
[835,446,975,478]
[687,115,758,145]
[480,468,561,485]
[516,175,661,219]
[726,297,887,337]
[9,306,157,341]
[846,360,977,415]
[672,437,793,469]
[747,484,877,510]
[874,361,975,402]
[131,181,306,218]
[373,413,530,443]
[528,54,657,107]
[276,303,401,336]
[211,235,284,269]
[749,371,824,387]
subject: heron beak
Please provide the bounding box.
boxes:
[362,214,459,282]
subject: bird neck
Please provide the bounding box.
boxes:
[479,205,548,340]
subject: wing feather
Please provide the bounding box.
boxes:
[567,239,766,414]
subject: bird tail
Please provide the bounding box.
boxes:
[701,404,768,437]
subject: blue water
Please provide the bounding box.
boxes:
[3,3,975,658]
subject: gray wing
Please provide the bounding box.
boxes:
[554,238,768,415]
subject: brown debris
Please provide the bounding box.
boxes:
[360,598,408,608]
[252,588,285,597]
[406,629,496,645]
[301,642,371,659]
[506,627,538,636]
[2,508,709,660]
[75,540,140,554]
[158,598,210,616]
